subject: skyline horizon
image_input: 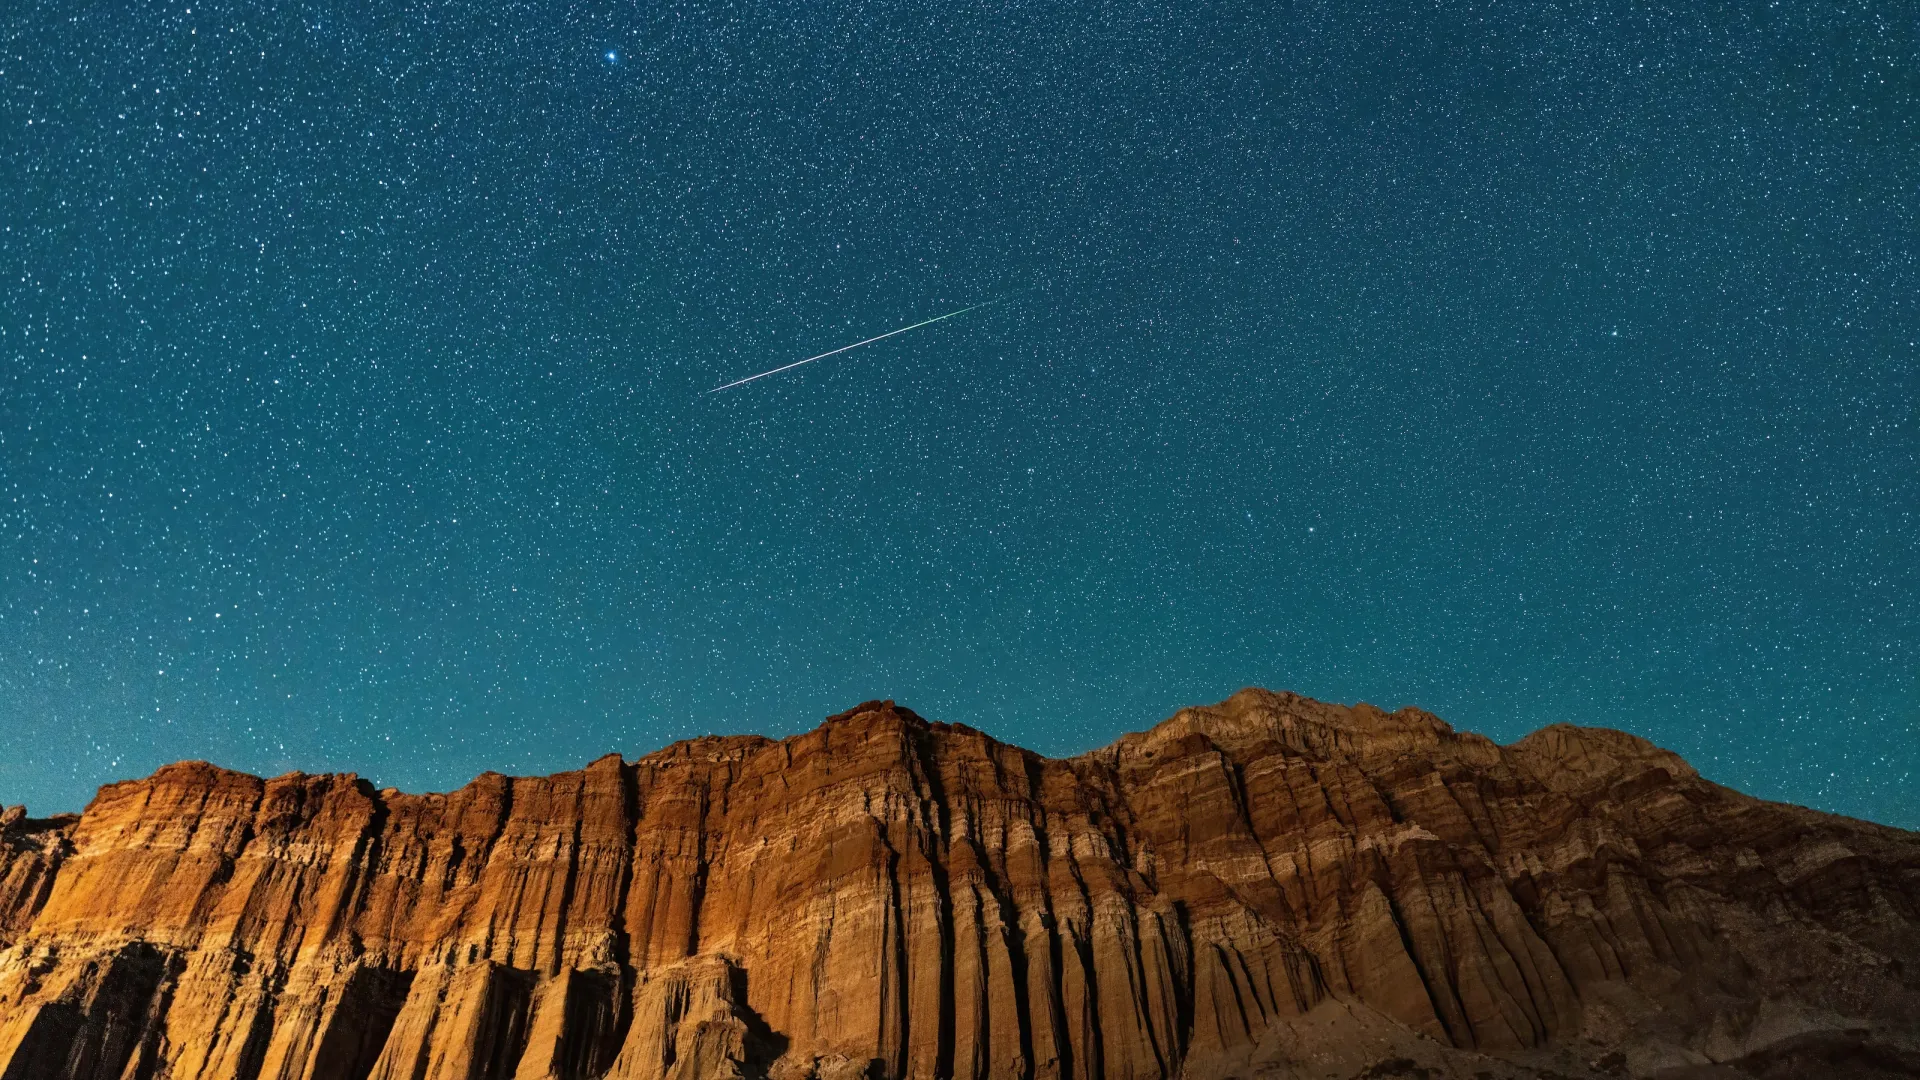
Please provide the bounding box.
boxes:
[12,682,1913,833]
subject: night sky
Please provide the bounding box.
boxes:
[3,0,1914,826]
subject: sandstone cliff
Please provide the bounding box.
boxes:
[0,690,1916,1080]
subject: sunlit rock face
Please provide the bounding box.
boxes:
[0,690,1916,1080]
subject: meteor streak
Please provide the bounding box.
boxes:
[708,302,991,393]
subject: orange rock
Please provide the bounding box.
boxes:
[0,690,1916,1079]
[0,807,71,946]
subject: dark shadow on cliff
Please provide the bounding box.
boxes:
[726,964,790,1077]
[308,966,414,1080]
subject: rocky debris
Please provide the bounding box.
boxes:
[0,689,1915,1079]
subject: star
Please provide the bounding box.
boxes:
[0,0,1909,835]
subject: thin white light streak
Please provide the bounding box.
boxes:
[708,302,989,393]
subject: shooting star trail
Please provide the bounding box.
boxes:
[708,302,991,393]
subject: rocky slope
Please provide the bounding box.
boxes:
[0,690,1916,1080]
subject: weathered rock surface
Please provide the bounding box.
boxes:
[0,690,1916,1080]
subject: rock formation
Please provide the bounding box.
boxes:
[0,690,1916,1080]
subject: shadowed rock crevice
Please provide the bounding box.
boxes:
[0,691,1916,1079]
[0,943,177,1080]
[554,969,631,1079]
[473,966,535,1080]
[308,966,415,1080]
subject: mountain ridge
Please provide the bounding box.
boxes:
[10,687,1697,813]
[1,688,1916,1080]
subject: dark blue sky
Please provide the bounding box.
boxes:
[3,0,1914,825]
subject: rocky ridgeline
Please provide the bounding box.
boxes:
[0,690,1916,1079]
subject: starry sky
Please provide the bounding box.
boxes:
[3,0,1915,825]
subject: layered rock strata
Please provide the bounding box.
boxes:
[0,690,1915,1080]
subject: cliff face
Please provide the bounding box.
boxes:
[0,691,1916,1080]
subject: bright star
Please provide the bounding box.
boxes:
[604,50,619,64]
